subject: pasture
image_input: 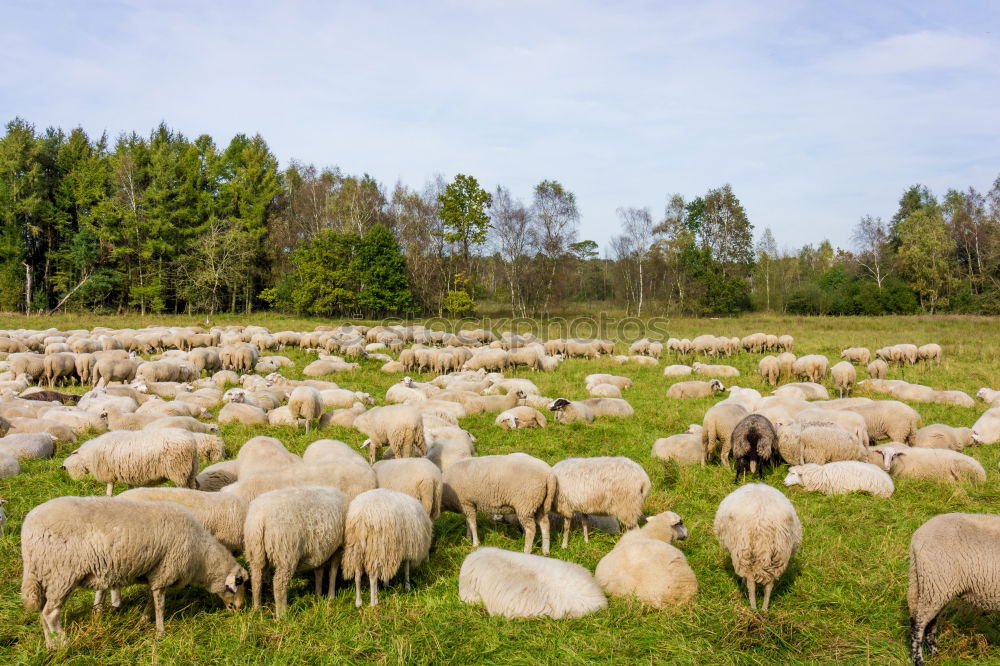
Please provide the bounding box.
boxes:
[1,313,999,665]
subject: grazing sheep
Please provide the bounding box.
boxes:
[783,462,894,498]
[342,488,433,607]
[226,459,377,502]
[908,513,1000,666]
[843,400,919,445]
[91,358,137,386]
[913,424,979,450]
[866,359,888,379]
[119,487,249,553]
[917,343,942,364]
[651,425,704,465]
[551,456,650,548]
[777,352,797,377]
[758,356,780,386]
[792,355,829,383]
[972,407,1000,444]
[458,547,607,619]
[62,428,199,496]
[869,445,985,483]
[303,438,366,464]
[702,402,750,465]
[20,496,247,647]
[729,415,778,483]
[442,453,556,554]
[840,347,872,365]
[426,437,476,471]
[594,510,696,608]
[713,484,802,610]
[288,386,323,431]
[244,485,349,617]
[495,406,548,430]
[354,404,426,464]
[776,422,867,465]
[831,361,856,398]
[547,398,595,424]
[667,379,724,399]
[373,457,442,518]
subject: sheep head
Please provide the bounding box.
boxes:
[710,379,724,393]
[783,467,801,487]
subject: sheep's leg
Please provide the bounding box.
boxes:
[404,561,411,592]
[93,589,105,611]
[105,483,114,497]
[273,567,291,618]
[539,510,550,556]
[747,579,757,610]
[462,504,479,546]
[369,573,378,606]
[924,614,940,655]
[41,599,65,649]
[251,564,264,610]
[152,587,166,638]
[313,568,323,596]
[762,582,774,611]
[354,573,363,608]
[733,459,743,485]
[560,512,573,549]
[327,551,342,598]
[581,515,590,544]
[910,616,927,666]
[520,512,536,554]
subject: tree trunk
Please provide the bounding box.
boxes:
[23,262,31,315]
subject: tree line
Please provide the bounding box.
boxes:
[2,117,999,317]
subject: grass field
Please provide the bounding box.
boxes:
[1,312,999,665]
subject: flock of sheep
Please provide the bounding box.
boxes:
[0,324,998,664]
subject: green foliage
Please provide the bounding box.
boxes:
[356,224,416,316]
[443,289,476,316]
[285,230,360,316]
[438,174,491,264]
[896,207,959,313]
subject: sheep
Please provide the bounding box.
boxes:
[594,510,696,608]
[587,383,621,398]
[235,436,301,478]
[702,402,750,465]
[783,462,894,498]
[495,406,548,429]
[776,421,867,466]
[976,387,1000,406]
[585,374,632,391]
[580,397,634,418]
[777,352,797,378]
[426,437,476,471]
[244,485,349,617]
[843,400,919,445]
[144,415,218,434]
[866,359,888,380]
[319,402,367,429]
[692,362,740,377]
[840,347,872,365]
[353,404,426,464]
[667,379,724,399]
[20,496,247,647]
[831,361,856,398]
[458,547,607,619]
[217,402,269,426]
[778,382,830,400]
[972,407,1000,444]
[721,386,763,411]
[195,459,240,492]
[287,386,323,432]
[758,356,780,386]
[0,432,56,461]
[442,453,556,554]
[730,415,778,483]
[547,398,595,424]
[91,358,137,386]
[372,457,442,518]
[43,353,77,387]
[794,408,869,449]
[342,488,433,607]
[119,487,249,553]
[908,513,1000,666]
[917,343,942,364]
[913,424,979,450]
[226,459,377,502]
[8,416,77,444]
[662,364,693,376]
[62,428,199,496]
[792,355,829,383]
[869,445,985,483]
[929,389,975,408]
[303,438,367,464]
[0,451,19,478]
[551,456,650,549]
[651,425,704,465]
[713,483,802,611]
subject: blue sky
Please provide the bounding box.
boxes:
[3,0,998,253]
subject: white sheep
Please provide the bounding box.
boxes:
[551,456,650,548]
[0,432,55,461]
[916,343,942,363]
[976,387,1000,406]
[353,404,426,464]
[795,407,869,447]
[667,379,724,399]
[594,510,696,608]
[792,355,829,383]
[372,457,442,518]
[783,461,894,498]
[225,459,377,502]
[458,547,607,619]
[758,356,780,386]
[20,496,247,647]
[692,362,740,377]
[547,398,595,424]
[701,402,750,465]
[866,359,888,379]
[869,444,985,483]
[587,383,622,398]
[972,407,1000,444]
[840,347,872,365]
[651,425,704,465]
[662,364,693,376]
[843,400,919,445]
[195,459,240,492]
[218,402,268,426]
[713,484,802,611]
[119,487,249,553]
[342,488,433,607]
[584,374,632,391]
[776,421,867,465]
[495,406,548,430]
[913,424,979,450]
[302,438,366,464]
[62,428,199,496]
[235,436,302,478]
[580,397,634,418]
[288,386,323,431]
[830,361,856,398]
[244,485,349,617]
[0,452,19,479]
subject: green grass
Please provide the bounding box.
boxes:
[2,312,1000,664]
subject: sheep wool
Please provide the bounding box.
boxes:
[342,488,433,607]
[119,487,249,553]
[651,426,704,465]
[353,404,426,464]
[713,484,802,611]
[552,456,650,549]
[458,547,607,619]
[373,457,443,518]
[595,511,696,608]
[226,459,377,502]
[784,462,894,498]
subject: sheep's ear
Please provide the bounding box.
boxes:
[225,574,240,593]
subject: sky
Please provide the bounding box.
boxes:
[2,0,999,253]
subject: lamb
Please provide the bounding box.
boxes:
[651,425,704,465]
[244,485,349,617]
[442,453,556,554]
[20,496,247,647]
[62,428,199,496]
[917,343,942,364]
[458,547,607,619]
[972,407,1000,444]
[342,488,433,607]
[867,359,888,379]
[908,513,1000,666]
[729,415,778,483]
[225,459,377,502]
[701,402,750,465]
[869,445,985,483]
[288,386,323,431]
[840,347,872,365]
[372,457,443,518]
[547,398,595,424]
[792,355,829,383]
[713,483,802,611]
[843,400,919,445]
[235,436,301,478]
[353,404,426,464]
[758,356,780,386]
[594,510,696,608]
[783,462,894,498]
[913,424,979,450]
[119,487,249,553]
[667,379,724,399]
[776,421,867,465]
[831,361,856,398]
[551,456,650,548]
[495,406,548,429]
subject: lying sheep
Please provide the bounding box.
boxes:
[595,510,696,608]
[713,484,802,611]
[913,424,979,450]
[0,432,55,461]
[662,364,693,376]
[373,457,442,518]
[843,400,919,445]
[777,422,867,466]
[869,445,985,483]
[587,383,621,398]
[584,374,632,391]
[667,379,724,399]
[119,487,248,553]
[552,456,650,548]
[976,387,1000,406]
[831,361,856,398]
[354,404,426,464]
[908,513,1000,666]
[218,402,268,426]
[319,402,367,429]
[692,362,740,377]
[702,402,749,465]
[651,425,704,465]
[783,462,894,498]
[580,398,634,418]
[495,406,548,430]
[442,453,556,554]
[21,496,247,648]
[972,407,1000,444]
[547,398,595,424]
[225,459,377,502]
[62,428,199,496]
[245,485,349,617]
[459,547,607,619]
[794,408,869,448]
[730,415,778,483]
[342,488,433,607]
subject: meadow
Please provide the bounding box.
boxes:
[1,312,999,665]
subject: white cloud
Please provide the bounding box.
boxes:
[825,30,993,75]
